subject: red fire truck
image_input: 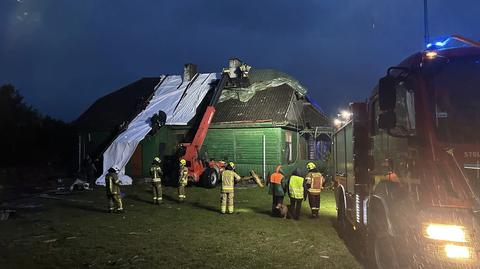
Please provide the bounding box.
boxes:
[333,35,480,268]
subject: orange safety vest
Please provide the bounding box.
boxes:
[270,165,283,184]
[270,172,283,184]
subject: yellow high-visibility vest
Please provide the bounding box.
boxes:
[289,175,305,199]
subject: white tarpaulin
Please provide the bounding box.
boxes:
[96,73,218,185]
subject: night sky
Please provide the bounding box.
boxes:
[1,0,479,122]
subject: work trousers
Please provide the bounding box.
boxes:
[178,185,186,200]
[152,182,162,203]
[308,193,321,217]
[289,198,303,220]
[221,192,234,214]
[272,196,284,217]
[108,194,123,212]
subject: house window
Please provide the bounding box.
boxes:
[285,132,292,163]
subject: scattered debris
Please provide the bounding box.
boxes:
[131,255,145,263]
[32,234,46,239]
[69,179,92,191]
[320,255,330,259]
[0,209,16,220]
[250,170,264,187]
[107,258,123,266]
[37,194,94,204]
[14,203,43,210]
[65,236,77,240]
[43,238,58,243]
[56,178,67,191]
[128,231,146,236]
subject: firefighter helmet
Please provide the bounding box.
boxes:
[229,162,235,169]
[154,157,161,163]
[306,162,316,170]
[180,159,187,166]
[112,165,121,173]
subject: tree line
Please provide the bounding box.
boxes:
[0,84,75,169]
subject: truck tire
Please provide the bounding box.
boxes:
[337,197,347,238]
[203,168,219,188]
[373,231,399,269]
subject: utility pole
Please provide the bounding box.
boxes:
[424,0,429,46]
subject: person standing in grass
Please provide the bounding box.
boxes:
[178,159,188,202]
[269,165,287,217]
[150,157,163,205]
[220,162,241,214]
[305,162,324,218]
[105,166,123,213]
[287,169,306,220]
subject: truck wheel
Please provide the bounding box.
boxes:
[203,168,219,188]
[374,231,399,269]
[337,198,347,238]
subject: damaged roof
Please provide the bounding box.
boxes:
[74,77,161,131]
[74,68,329,131]
[212,84,295,124]
[212,69,328,127]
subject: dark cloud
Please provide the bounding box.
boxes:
[0,0,479,121]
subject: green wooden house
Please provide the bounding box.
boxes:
[74,65,331,182]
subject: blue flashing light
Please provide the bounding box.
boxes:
[435,37,451,47]
[425,36,452,49]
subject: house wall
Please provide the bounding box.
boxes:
[125,126,179,177]
[80,125,327,180]
[204,127,325,178]
[78,131,111,159]
[203,127,281,177]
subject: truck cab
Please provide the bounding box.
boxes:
[334,36,480,268]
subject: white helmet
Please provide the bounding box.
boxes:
[113,165,120,173]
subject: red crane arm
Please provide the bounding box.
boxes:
[182,106,216,162]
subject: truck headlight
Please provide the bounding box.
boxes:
[445,244,472,260]
[423,223,468,242]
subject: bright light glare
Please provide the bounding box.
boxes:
[333,118,342,126]
[425,37,451,49]
[340,110,352,120]
[425,51,438,59]
[435,37,451,47]
[445,244,471,259]
[425,224,467,242]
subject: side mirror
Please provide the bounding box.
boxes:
[378,111,396,129]
[379,76,397,111]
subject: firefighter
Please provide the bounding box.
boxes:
[269,165,287,217]
[105,166,123,213]
[287,169,306,220]
[150,157,163,204]
[221,162,241,214]
[178,159,188,201]
[305,162,324,218]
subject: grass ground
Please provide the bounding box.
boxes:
[0,183,363,269]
